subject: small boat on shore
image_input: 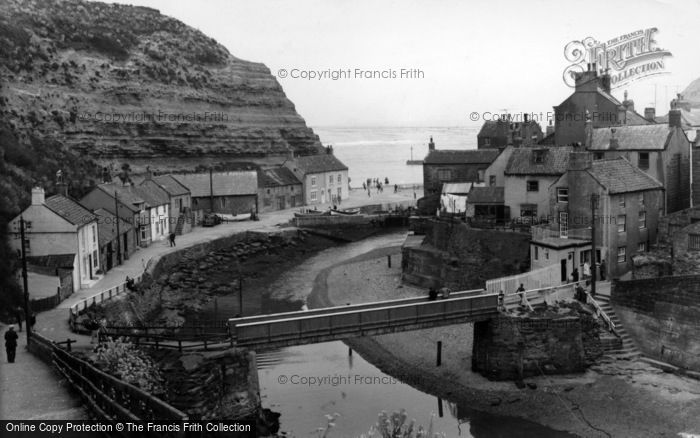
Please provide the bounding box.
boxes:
[294,210,331,218]
[330,208,361,216]
[216,213,251,222]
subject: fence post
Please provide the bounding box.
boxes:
[436,341,442,367]
[387,255,392,268]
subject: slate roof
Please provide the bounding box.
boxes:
[97,183,145,211]
[293,154,348,174]
[467,186,505,204]
[424,149,500,165]
[587,157,663,194]
[153,175,190,196]
[261,167,301,187]
[94,208,133,247]
[477,120,507,137]
[173,171,258,197]
[26,254,75,269]
[504,146,573,176]
[44,195,97,226]
[590,125,673,151]
[132,183,169,208]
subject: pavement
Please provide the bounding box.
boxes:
[5,187,421,420]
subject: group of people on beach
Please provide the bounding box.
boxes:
[363,177,391,197]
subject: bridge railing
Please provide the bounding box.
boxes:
[485,264,561,295]
[229,288,486,329]
[233,293,498,346]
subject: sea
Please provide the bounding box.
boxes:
[313,126,481,186]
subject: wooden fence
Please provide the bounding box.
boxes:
[29,332,188,427]
[69,276,142,330]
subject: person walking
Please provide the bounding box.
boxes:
[168,232,176,247]
[5,325,18,363]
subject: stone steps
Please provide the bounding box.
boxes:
[594,296,643,360]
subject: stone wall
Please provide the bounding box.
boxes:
[150,348,259,421]
[471,314,587,380]
[402,219,530,290]
[612,275,700,370]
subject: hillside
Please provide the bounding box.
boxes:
[0,0,323,314]
[0,0,322,169]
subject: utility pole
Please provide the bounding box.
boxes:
[19,216,31,345]
[114,190,122,265]
[209,167,214,213]
[590,194,599,296]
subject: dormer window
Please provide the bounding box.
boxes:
[533,149,546,164]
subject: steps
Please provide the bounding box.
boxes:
[174,214,185,235]
[595,294,642,361]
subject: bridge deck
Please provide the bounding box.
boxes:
[229,291,499,350]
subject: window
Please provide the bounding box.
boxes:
[533,150,545,163]
[311,176,317,187]
[140,227,146,240]
[557,188,569,203]
[92,225,96,243]
[545,249,549,260]
[534,246,539,260]
[337,174,341,183]
[638,242,646,252]
[437,169,452,181]
[310,190,317,202]
[559,211,568,238]
[520,205,537,217]
[617,215,626,233]
[263,197,272,207]
[329,175,333,185]
[617,246,626,263]
[23,239,31,255]
[639,193,644,207]
[639,211,646,229]
[477,169,485,182]
[690,234,700,251]
[489,175,496,187]
[93,250,98,267]
[594,153,604,160]
[619,197,625,208]
[526,180,539,192]
[266,189,271,194]
[337,187,342,198]
[484,138,491,146]
[639,152,649,169]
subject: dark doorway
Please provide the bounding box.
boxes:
[123,233,128,260]
[106,243,113,271]
[560,259,567,282]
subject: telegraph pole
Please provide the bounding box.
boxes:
[114,190,122,265]
[590,194,599,296]
[19,216,31,345]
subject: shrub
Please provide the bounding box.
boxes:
[92,337,166,397]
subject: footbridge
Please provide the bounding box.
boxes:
[228,289,498,350]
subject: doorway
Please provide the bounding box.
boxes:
[560,259,567,282]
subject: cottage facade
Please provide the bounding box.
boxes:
[284,152,349,206]
[422,149,500,195]
[258,167,303,212]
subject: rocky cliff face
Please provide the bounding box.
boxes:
[0,0,322,173]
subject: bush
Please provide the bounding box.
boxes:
[92,337,166,397]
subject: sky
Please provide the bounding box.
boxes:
[103,0,700,128]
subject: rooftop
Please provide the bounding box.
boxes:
[505,146,573,176]
[44,195,96,226]
[96,183,146,210]
[261,167,301,187]
[424,149,500,165]
[26,253,75,269]
[590,125,674,151]
[94,208,133,247]
[442,182,482,195]
[587,157,664,194]
[152,174,190,196]
[173,171,258,197]
[293,153,348,174]
[467,186,504,204]
[133,182,170,207]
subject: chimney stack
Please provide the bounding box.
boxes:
[617,105,627,125]
[568,152,592,172]
[31,187,45,205]
[144,166,153,180]
[600,69,611,93]
[669,108,682,128]
[644,107,656,122]
[428,136,435,151]
[609,128,618,149]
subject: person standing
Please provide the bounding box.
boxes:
[516,283,526,306]
[168,232,176,247]
[5,325,18,363]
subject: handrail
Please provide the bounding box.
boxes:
[69,275,142,316]
[585,291,618,336]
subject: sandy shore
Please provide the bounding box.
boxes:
[308,248,700,438]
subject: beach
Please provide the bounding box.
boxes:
[308,248,700,438]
